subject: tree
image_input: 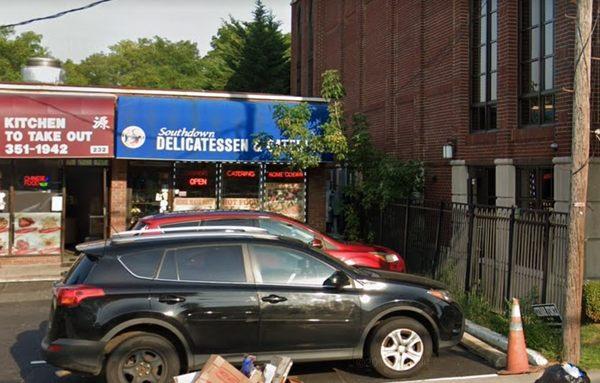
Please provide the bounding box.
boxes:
[0,28,48,82]
[64,36,207,89]
[255,69,423,241]
[200,17,246,91]
[225,0,290,94]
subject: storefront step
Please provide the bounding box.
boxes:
[0,262,67,283]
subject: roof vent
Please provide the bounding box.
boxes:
[21,57,65,84]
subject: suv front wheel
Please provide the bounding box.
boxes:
[368,317,432,379]
[105,333,181,383]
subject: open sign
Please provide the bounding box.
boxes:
[188,177,208,186]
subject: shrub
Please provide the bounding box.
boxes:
[583,280,600,323]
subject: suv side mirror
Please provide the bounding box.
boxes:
[323,271,351,289]
[311,238,324,249]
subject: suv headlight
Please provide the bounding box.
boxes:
[427,289,453,302]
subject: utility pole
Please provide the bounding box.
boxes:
[563,0,592,363]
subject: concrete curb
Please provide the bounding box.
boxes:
[460,333,507,369]
[465,320,549,367]
[0,277,60,283]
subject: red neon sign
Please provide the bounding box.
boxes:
[226,170,256,178]
[188,177,208,186]
[24,175,49,187]
[267,171,304,179]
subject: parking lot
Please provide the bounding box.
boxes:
[0,282,495,383]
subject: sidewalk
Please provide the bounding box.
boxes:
[0,263,67,283]
[401,369,600,382]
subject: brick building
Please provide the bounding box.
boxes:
[291,0,600,276]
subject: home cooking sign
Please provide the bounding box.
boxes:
[0,94,115,158]
[115,96,328,162]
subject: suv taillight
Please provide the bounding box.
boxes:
[55,285,105,308]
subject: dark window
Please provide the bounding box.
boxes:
[127,161,172,225]
[158,250,178,280]
[469,167,496,205]
[221,163,260,210]
[258,219,314,243]
[201,219,256,227]
[521,0,555,126]
[249,244,335,286]
[472,0,498,131]
[173,162,217,211]
[176,245,246,282]
[120,249,164,279]
[516,167,554,209]
[64,254,96,285]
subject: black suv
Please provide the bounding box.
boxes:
[43,228,464,382]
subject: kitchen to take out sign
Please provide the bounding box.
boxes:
[0,94,115,158]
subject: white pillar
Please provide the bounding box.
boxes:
[494,158,516,207]
[451,160,468,204]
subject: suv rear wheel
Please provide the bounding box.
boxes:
[368,317,432,379]
[105,333,180,383]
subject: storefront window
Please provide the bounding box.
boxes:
[264,165,305,221]
[127,161,172,226]
[517,166,554,210]
[221,163,260,210]
[13,160,63,256]
[173,162,217,211]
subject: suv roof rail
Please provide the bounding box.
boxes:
[113,225,268,238]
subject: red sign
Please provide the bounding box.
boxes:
[23,175,49,187]
[226,170,256,178]
[0,94,115,158]
[267,171,304,179]
[188,177,208,186]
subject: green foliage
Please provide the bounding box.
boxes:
[64,36,207,89]
[225,0,290,94]
[200,17,246,91]
[342,113,423,241]
[254,70,348,170]
[0,28,48,82]
[581,324,600,369]
[583,280,600,322]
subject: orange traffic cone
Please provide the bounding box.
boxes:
[498,298,537,375]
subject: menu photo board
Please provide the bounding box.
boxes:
[13,212,61,255]
[0,94,115,158]
[0,213,9,256]
[173,198,217,211]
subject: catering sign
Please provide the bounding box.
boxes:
[115,96,328,161]
[0,94,115,158]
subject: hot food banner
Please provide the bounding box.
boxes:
[115,96,328,161]
[0,94,115,158]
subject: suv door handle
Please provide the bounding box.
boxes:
[158,295,186,304]
[261,294,287,304]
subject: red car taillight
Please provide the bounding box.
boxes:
[55,285,105,308]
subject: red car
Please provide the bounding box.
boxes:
[132,211,406,272]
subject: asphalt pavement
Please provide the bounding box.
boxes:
[0,281,496,383]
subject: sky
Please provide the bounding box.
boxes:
[0,0,291,62]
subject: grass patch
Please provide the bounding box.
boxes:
[581,324,600,369]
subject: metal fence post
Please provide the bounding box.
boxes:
[403,199,410,262]
[505,207,516,301]
[465,204,475,292]
[432,201,444,279]
[541,211,552,302]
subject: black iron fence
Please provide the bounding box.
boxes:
[371,202,569,314]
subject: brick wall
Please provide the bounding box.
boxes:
[292,0,598,202]
[109,159,127,233]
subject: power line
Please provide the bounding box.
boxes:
[0,0,115,30]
